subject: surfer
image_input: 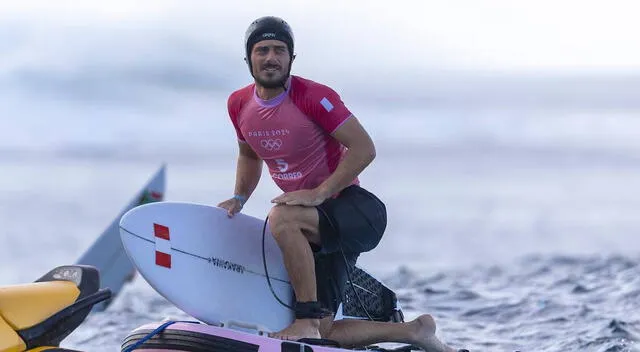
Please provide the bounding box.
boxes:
[218,16,458,352]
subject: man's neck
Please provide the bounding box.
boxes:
[255,86,285,100]
[255,76,291,100]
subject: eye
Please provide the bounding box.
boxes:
[255,47,269,55]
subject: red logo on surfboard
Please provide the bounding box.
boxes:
[153,223,172,268]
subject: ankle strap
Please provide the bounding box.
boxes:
[294,301,333,319]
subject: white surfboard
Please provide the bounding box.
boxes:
[119,201,294,332]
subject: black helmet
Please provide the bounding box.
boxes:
[244,16,295,75]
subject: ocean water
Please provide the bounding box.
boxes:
[1,87,640,352]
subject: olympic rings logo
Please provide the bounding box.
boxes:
[260,139,283,151]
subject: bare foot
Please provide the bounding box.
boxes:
[409,314,457,352]
[269,318,321,341]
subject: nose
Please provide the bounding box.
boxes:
[265,48,278,62]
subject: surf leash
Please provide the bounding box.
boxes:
[262,215,296,310]
[122,320,198,352]
[261,203,376,321]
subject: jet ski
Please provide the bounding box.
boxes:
[0,264,467,352]
[0,265,111,352]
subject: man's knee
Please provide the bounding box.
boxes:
[268,205,307,234]
[269,205,320,244]
[269,205,299,234]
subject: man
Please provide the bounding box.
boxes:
[218,16,459,352]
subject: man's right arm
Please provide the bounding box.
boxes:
[233,141,263,200]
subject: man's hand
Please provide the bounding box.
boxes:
[217,197,244,217]
[271,188,329,207]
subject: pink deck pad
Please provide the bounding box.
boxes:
[128,321,348,352]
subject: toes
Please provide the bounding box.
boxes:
[269,333,300,341]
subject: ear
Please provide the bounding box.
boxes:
[291,54,296,63]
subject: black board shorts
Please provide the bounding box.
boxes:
[312,185,387,313]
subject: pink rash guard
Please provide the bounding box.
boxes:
[227,75,359,193]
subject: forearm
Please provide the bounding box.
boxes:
[317,146,375,197]
[234,154,263,199]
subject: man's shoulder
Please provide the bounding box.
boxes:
[227,83,254,117]
[228,83,254,103]
[291,75,336,95]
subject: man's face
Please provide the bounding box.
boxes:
[250,39,292,89]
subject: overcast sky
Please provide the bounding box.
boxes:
[2,1,639,107]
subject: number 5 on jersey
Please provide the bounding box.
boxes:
[275,159,288,172]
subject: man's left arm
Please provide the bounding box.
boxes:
[271,83,376,206]
[271,115,376,206]
[316,116,376,198]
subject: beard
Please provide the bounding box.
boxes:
[255,72,288,88]
[253,65,290,88]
